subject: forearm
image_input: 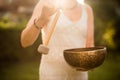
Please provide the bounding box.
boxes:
[21,17,46,47]
[86,4,94,47]
[21,24,41,47]
[21,3,57,47]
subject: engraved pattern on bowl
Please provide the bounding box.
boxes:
[63,46,107,71]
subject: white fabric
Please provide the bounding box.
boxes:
[40,4,88,80]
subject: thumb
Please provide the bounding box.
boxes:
[48,7,58,16]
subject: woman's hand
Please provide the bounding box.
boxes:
[36,6,57,27]
[41,6,57,19]
[21,1,58,47]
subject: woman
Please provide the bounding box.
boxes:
[21,0,94,80]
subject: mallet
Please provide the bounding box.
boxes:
[37,11,60,54]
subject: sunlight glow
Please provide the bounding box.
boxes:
[77,0,84,4]
[53,0,85,9]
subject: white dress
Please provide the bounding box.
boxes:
[40,4,88,80]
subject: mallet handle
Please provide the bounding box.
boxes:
[44,11,60,46]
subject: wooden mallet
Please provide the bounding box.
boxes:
[37,11,60,54]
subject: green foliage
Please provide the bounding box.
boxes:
[0,28,42,62]
[86,0,120,51]
[0,61,39,80]
[103,22,116,49]
[0,14,28,30]
[0,13,42,62]
[89,53,120,80]
[0,16,17,29]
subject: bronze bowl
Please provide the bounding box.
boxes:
[63,46,107,71]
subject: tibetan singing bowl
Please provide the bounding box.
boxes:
[63,46,107,71]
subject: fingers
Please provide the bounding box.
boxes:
[42,6,57,17]
[47,7,57,16]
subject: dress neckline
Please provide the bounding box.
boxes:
[60,4,84,24]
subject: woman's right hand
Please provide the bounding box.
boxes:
[41,6,57,19]
[36,6,57,27]
[41,0,58,19]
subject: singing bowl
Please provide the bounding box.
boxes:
[63,46,107,71]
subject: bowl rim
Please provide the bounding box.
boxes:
[64,46,106,54]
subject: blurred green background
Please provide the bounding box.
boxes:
[0,0,120,80]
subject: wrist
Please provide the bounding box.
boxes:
[34,19,42,30]
[39,15,50,25]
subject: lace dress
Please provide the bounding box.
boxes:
[40,5,88,80]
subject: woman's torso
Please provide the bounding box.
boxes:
[41,4,88,62]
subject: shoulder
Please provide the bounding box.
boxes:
[84,4,94,16]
